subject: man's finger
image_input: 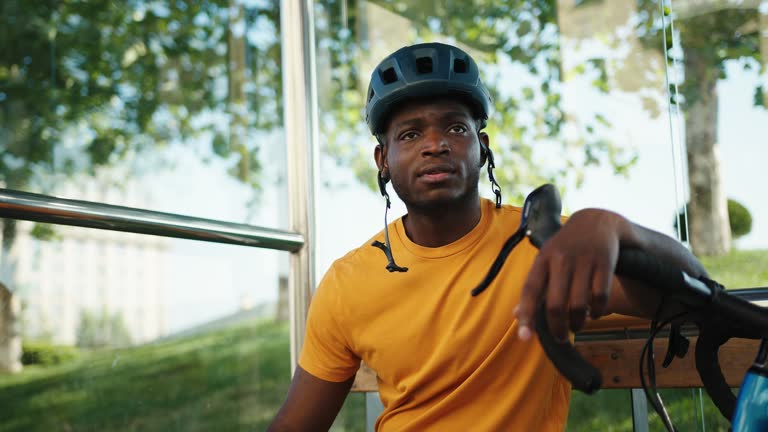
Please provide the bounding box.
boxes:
[568,263,593,333]
[590,264,612,319]
[545,254,571,342]
[516,255,549,341]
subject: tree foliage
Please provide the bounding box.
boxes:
[1,0,282,193]
[635,0,765,108]
[315,0,638,203]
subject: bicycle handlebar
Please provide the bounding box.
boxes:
[521,184,768,408]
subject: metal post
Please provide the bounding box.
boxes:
[366,393,384,432]
[631,388,650,432]
[281,0,318,374]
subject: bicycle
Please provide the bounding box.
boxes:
[472,184,768,432]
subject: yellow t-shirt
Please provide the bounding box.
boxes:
[299,198,571,431]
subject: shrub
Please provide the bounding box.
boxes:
[22,342,80,366]
[728,199,753,239]
[674,198,753,241]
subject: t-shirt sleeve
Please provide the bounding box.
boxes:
[298,265,361,382]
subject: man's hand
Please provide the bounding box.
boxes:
[514,208,630,342]
[513,207,708,342]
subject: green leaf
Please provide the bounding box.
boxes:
[212,133,230,157]
[30,223,60,242]
[754,86,765,108]
[594,113,611,127]
[522,87,535,101]
[87,136,116,166]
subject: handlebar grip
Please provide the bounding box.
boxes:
[614,249,685,294]
[534,304,602,394]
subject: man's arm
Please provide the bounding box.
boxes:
[268,365,355,432]
[514,208,708,341]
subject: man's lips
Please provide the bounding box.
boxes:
[417,164,455,182]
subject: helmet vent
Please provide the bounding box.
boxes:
[415,56,433,74]
[381,67,398,84]
[368,87,376,102]
[454,58,468,73]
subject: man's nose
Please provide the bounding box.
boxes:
[420,130,449,157]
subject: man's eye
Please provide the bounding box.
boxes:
[400,131,419,141]
[449,125,467,134]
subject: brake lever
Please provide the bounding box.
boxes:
[524,184,604,394]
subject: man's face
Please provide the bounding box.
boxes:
[375,98,488,210]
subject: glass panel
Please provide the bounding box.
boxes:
[312,0,685,271]
[661,0,768,289]
[0,224,291,430]
[660,1,768,429]
[314,0,679,428]
[312,0,768,429]
[0,0,287,228]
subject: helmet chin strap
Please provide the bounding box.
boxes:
[371,170,409,272]
[484,145,502,209]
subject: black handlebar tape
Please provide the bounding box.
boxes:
[693,295,768,421]
[718,293,768,337]
[614,249,687,297]
[695,326,735,420]
[534,303,603,394]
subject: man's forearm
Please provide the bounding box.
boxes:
[609,218,709,318]
[624,221,709,279]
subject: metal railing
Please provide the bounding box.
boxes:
[0,188,304,252]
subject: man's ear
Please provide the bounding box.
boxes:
[374,144,387,172]
[478,131,490,167]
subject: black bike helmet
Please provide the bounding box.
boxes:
[365,42,492,136]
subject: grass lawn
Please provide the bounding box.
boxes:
[0,320,364,432]
[700,249,768,289]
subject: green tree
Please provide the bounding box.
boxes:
[0,0,283,371]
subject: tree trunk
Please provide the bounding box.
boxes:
[275,274,289,322]
[0,219,22,374]
[684,49,731,257]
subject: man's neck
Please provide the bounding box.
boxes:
[402,195,482,248]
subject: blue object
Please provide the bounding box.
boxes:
[733,339,768,431]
